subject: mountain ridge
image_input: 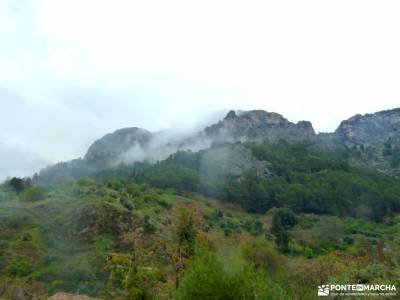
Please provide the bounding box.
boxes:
[3,109,400,299]
[36,107,400,184]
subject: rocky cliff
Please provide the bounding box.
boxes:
[335,108,400,175]
[84,127,153,166]
[36,107,400,184]
[336,108,400,146]
[81,110,316,169]
[199,143,271,182]
[202,110,315,143]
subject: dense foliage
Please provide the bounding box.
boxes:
[1,140,400,299]
[229,141,400,221]
[131,141,400,222]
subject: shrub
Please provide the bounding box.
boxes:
[242,239,283,272]
[242,218,264,235]
[8,259,32,277]
[120,196,134,210]
[20,186,47,202]
[274,208,298,230]
[4,213,34,229]
[177,249,287,300]
[143,215,157,234]
[77,177,97,187]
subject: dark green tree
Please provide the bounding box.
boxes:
[271,213,290,253]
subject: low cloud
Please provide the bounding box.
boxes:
[2,0,400,180]
[0,142,49,181]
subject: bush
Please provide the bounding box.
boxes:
[177,248,288,300]
[20,186,47,202]
[143,215,157,234]
[271,215,290,253]
[4,213,34,229]
[274,208,298,230]
[242,218,264,235]
[77,177,97,187]
[8,259,32,277]
[120,196,134,210]
[242,239,283,272]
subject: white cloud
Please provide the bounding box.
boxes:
[1,0,400,178]
[0,142,49,180]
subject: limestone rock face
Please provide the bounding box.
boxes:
[37,107,400,183]
[335,108,400,146]
[335,108,400,175]
[203,110,316,143]
[81,110,316,169]
[199,144,271,182]
[84,127,153,166]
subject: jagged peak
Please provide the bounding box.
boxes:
[336,107,400,145]
[222,109,289,125]
[224,110,237,120]
[84,126,153,163]
[203,109,315,143]
[108,126,152,135]
[339,107,400,124]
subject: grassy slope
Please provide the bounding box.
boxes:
[1,178,399,299]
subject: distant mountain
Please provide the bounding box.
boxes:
[335,108,400,176]
[5,109,400,299]
[84,127,153,166]
[83,110,315,165]
[36,108,400,184]
[202,110,315,142]
[336,108,400,146]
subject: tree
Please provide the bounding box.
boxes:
[112,228,163,300]
[274,208,298,230]
[155,204,204,288]
[172,205,203,257]
[271,215,290,253]
[9,177,30,193]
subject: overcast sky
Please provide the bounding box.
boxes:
[1,0,400,179]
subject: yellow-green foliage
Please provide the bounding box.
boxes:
[0,177,399,299]
[20,186,47,202]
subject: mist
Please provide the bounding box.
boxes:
[0,142,49,180]
[2,1,400,299]
[2,0,400,180]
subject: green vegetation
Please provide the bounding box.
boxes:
[383,137,400,168]
[176,245,289,300]
[132,141,400,221]
[1,141,400,299]
[270,208,297,253]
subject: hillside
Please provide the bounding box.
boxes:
[1,108,400,299]
[36,108,400,185]
[1,174,400,299]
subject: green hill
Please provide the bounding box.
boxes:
[1,141,400,299]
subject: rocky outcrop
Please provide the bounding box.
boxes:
[203,110,315,143]
[47,293,99,300]
[84,127,153,166]
[335,108,400,146]
[335,108,400,176]
[80,110,316,169]
[199,144,271,182]
[36,107,400,183]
